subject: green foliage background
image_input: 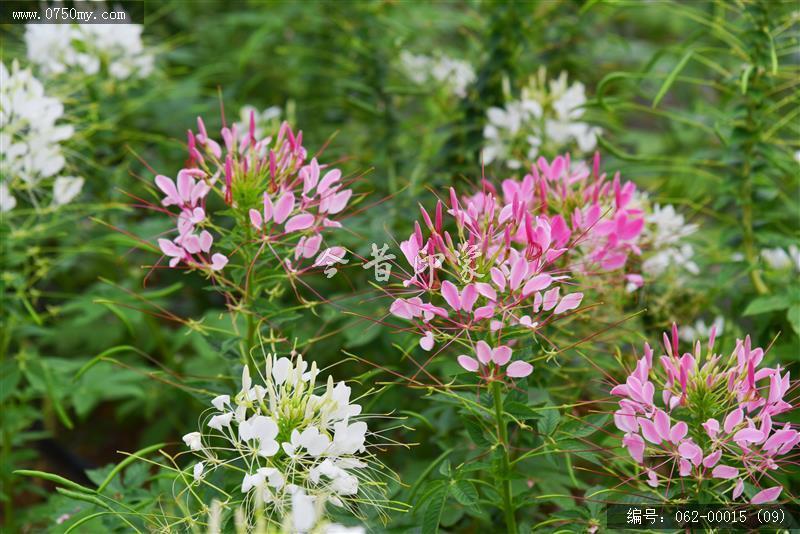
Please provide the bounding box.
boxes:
[1,0,798,532]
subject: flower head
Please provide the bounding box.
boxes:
[483,69,601,169]
[612,324,798,504]
[1,60,82,211]
[181,354,387,530]
[25,19,154,80]
[152,108,352,274]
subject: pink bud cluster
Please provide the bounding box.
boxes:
[154,111,352,272]
[612,324,797,504]
[474,153,645,274]
[389,156,589,366]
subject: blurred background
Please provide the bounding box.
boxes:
[1,1,798,531]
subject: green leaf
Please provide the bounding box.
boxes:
[451,479,479,506]
[559,414,609,438]
[652,49,694,108]
[14,470,95,494]
[788,305,800,337]
[422,485,448,534]
[0,360,20,403]
[538,404,561,436]
[743,295,790,315]
[97,442,166,493]
[464,418,492,447]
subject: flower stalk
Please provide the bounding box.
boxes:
[492,379,517,534]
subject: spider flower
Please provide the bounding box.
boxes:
[483,69,601,169]
[152,109,352,274]
[612,324,798,504]
[389,165,586,357]
[487,153,645,274]
[1,60,83,211]
[181,354,386,530]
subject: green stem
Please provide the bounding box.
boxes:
[492,380,518,534]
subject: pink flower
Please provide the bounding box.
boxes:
[152,113,351,276]
[457,342,533,379]
[610,323,797,502]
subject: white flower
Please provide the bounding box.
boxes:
[182,431,202,451]
[211,394,230,411]
[330,421,367,456]
[239,415,280,457]
[761,246,799,271]
[642,244,698,277]
[0,182,16,212]
[1,61,78,208]
[482,69,600,168]
[183,355,381,530]
[193,462,205,481]
[646,204,698,246]
[292,489,318,532]
[207,412,234,431]
[399,51,475,98]
[52,176,84,206]
[25,20,153,80]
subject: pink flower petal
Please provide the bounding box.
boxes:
[155,175,179,205]
[509,256,528,291]
[419,332,434,351]
[317,169,341,194]
[158,238,183,258]
[492,346,512,366]
[542,287,560,311]
[733,428,764,443]
[460,284,478,312]
[325,189,351,215]
[441,281,461,311]
[750,486,782,504]
[553,292,583,314]
[285,213,315,232]
[638,418,662,445]
[669,421,688,444]
[623,433,645,463]
[703,450,722,468]
[474,305,495,320]
[724,409,743,434]
[653,410,671,441]
[210,253,228,271]
[733,478,744,499]
[506,360,533,378]
[711,465,738,479]
[457,355,479,372]
[199,231,213,253]
[249,208,263,229]
[273,191,295,224]
[522,274,552,296]
[476,340,492,364]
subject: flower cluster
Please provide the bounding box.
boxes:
[154,109,352,273]
[390,157,605,364]
[478,153,645,274]
[1,61,83,212]
[399,51,476,98]
[639,203,699,280]
[25,20,154,80]
[612,324,798,504]
[483,69,601,169]
[182,354,383,530]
